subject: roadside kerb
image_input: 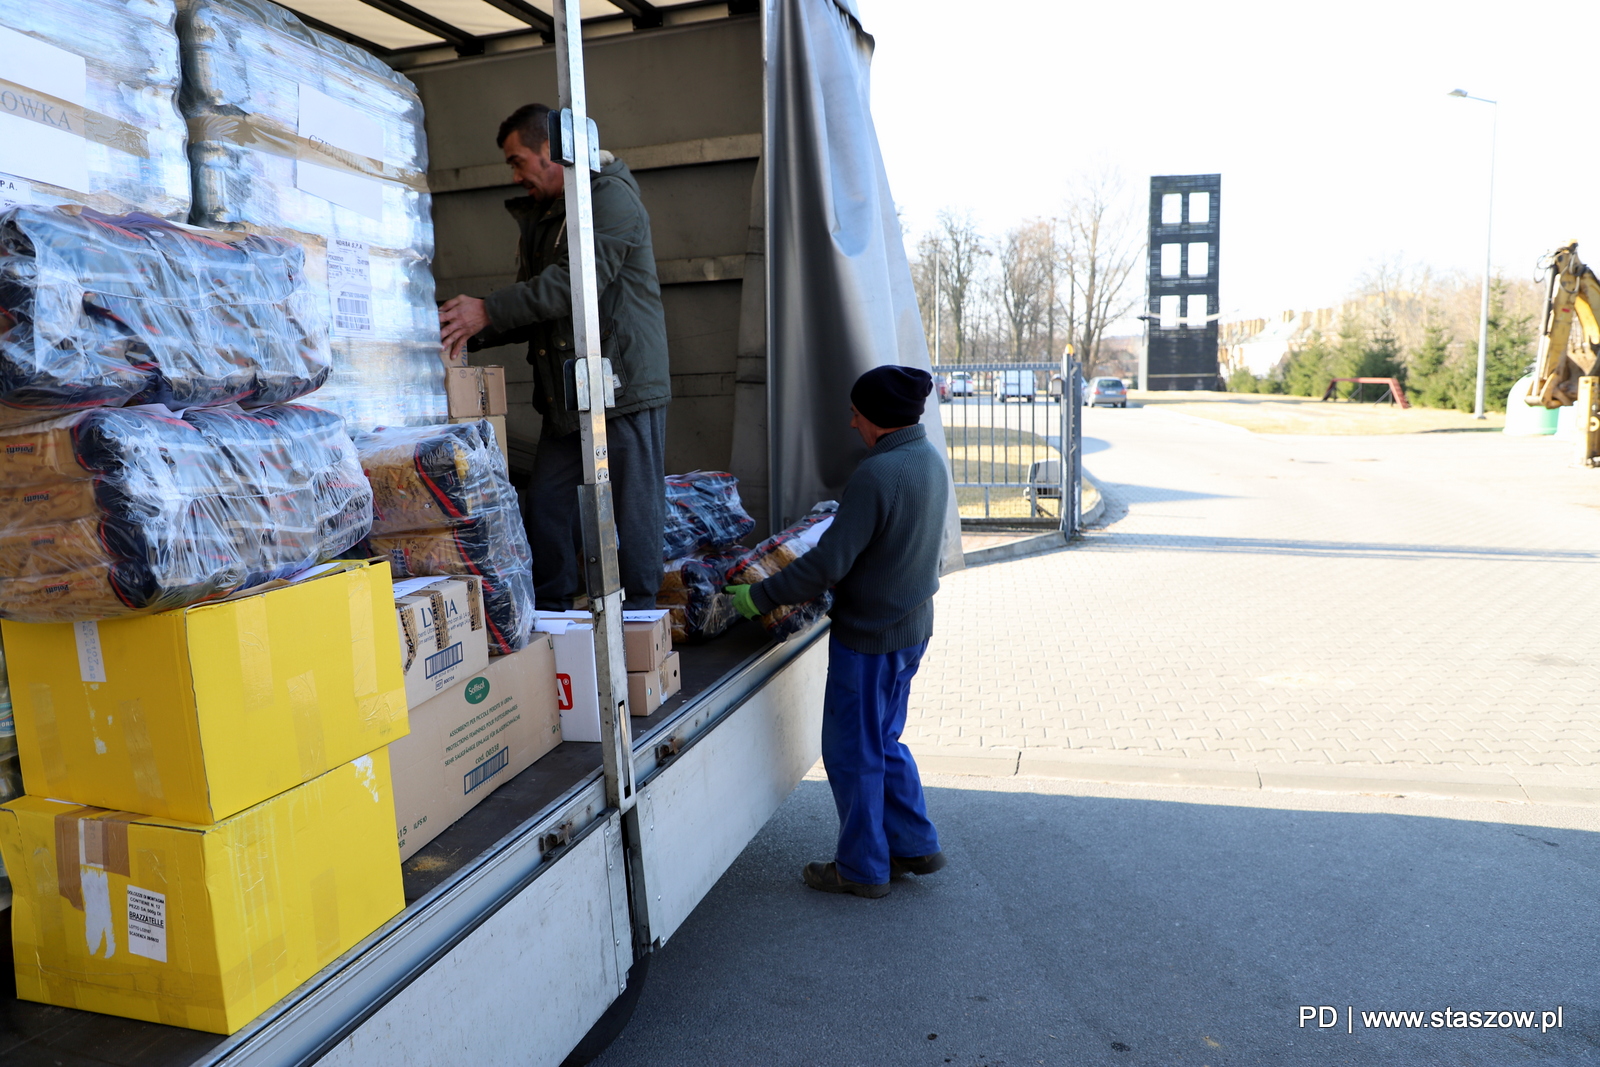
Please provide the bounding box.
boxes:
[905,744,1600,806]
[960,477,1105,568]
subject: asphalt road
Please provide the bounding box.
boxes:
[595,773,1600,1067]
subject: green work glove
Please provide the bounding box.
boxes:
[724,583,761,620]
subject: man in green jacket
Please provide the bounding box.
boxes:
[440,103,671,611]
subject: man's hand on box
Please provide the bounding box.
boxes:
[439,295,490,359]
[724,584,761,620]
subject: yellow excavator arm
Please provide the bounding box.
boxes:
[1530,241,1600,407]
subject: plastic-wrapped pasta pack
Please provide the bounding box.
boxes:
[727,504,838,639]
[178,0,446,431]
[0,206,329,424]
[0,0,191,219]
[658,550,748,644]
[355,422,535,655]
[662,471,756,561]
[0,404,372,623]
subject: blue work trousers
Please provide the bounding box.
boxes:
[821,635,940,885]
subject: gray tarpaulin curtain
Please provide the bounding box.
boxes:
[767,0,965,572]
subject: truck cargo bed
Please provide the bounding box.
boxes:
[0,620,796,1067]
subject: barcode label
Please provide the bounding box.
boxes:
[327,238,374,337]
[463,747,510,795]
[335,292,372,334]
[424,641,464,679]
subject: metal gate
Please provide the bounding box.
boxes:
[932,360,1082,531]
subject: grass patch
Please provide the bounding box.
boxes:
[942,426,1062,518]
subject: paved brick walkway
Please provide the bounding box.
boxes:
[906,406,1600,802]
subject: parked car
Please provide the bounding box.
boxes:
[1087,376,1128,408]
[932,374,952,402]
[995,369,1036,403]
[947,371,976,397]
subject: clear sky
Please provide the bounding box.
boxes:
[853,0,1600,322]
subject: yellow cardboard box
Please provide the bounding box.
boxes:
[0,750,405,1034]
[2,560,408,824]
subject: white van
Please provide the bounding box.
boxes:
[995,369,1036,403]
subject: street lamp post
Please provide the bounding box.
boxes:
[1448,88,1497,420]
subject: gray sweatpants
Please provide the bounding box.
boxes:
[528,405,667,610]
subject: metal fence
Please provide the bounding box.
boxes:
[932,361,1082,531]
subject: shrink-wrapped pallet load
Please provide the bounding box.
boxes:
[0,206,328,425]
[355,421,535,655]
[177,0,447,432]
[0,403,371,623]
[0,0,191,219]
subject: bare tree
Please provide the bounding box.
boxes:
[910,232,942,359]
[933,210,987,364]
[997,219,1056,361]
[1059,171,1144,377]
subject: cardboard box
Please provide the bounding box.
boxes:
[622,609,672,673]
[391,636,561,861]
[533,611,600,743]
[448,414,509,465]
[626,669,661,717]
[0,751,405,1035]
[3,561,408,825]
[395,575,489,710]
[445,366,507,418]
[660,650,682,700]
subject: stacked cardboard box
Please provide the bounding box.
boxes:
[389,635,562,860]
[534,610,601,742]
[533,609,682,732]
[0,560,410,1033]
[446,366,509,464]
[393,574,489,710]
[624,609,680,717]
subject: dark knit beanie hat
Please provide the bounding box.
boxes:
[850,365,932,428]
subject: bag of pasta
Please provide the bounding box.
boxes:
[662,471,754,561]
[0,403,369,622]
[657,548,748,644]
[355,420,534,654]
[725,502,836,639]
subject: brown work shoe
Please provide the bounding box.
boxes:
[890,851,948,878]
[802,861,890,899]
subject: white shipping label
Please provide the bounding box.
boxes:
[297,84,383,160]
[327,238,374,337]
[0,25,89,106]
[0,113,88,193]
[0,26,91,192]
[0,173,33,211]
[74,620,107,683]
[126,885,168,963]
[296,159,384,221]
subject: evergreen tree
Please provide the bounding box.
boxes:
[1397,280,1535,412]
[1406,323,1458,408]
[1482,279,1535,412]
[1283,331,1335,396]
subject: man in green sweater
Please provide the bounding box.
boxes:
[726,366,950,898]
